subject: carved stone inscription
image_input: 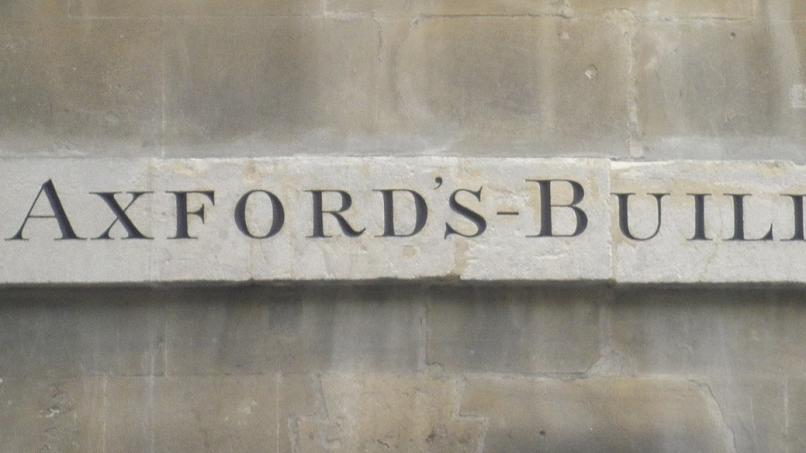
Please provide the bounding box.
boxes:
[2,158,805,284]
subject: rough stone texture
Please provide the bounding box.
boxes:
[161,17,382,156]
[462,376,736,452]
[164,286,425,375]
[0,289,164,378]
[2,0,806,451]
[0,377,105,453]
[292,374,485,452]
[426,286,604,374]
[634,20,806,161]
[0,19,162,156]
[70,0,320,17]
[611,160,806,283]
[0,0,67,18]
[10,157,806,284]
[327,0,753,18]
[0,286,803,452]
[607,288,806,377]
[0,157,612,284]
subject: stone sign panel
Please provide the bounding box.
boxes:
[1,157,804,285]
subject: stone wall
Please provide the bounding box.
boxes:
[0,0,804,452]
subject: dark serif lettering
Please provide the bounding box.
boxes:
[167,190,215,239]
[614,193,668,241]
[8,179,82,241]
[307,190,365,238]
[688,193,712,241]
[234,190,285,239]
[444,188,486,238]
[782,194,806,241]
[725,193,773,241]
[375,189,428,237]
[92,192,152,240]
[526,179,588,237]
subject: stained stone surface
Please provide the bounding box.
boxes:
[0,156,612,284]
[611,160,806,283]
[5,157,806,284]
[0,286,802,452]
[1,0,806,451]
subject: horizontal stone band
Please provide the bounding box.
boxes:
[2,157,806,285]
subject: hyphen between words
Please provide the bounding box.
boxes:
[7,178,806,242]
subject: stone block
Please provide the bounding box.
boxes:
[0,377,105,453]
[762,0,806,20]
[102,375,277,452]
[0,156,612,284]
[612,160,806,283]
[0,288,164,378]
[161,16,630,158]
[0,0,67,18]
[290,373,485,453]
[279,374,322,453]
[426,286,604,374]
[784,378,806,452]
[165,286,424,375]
[704,376,787,453]
[161,16,380,156]
[325,0,556,16]
[384,16,631,157]
[0,19,162,156]
[70,0,320,17]
[327,0,752,18]
[572,0,752,18]
[607,288,806,377]
[8,157,806,285]
[462,376,735,452]
[635,21,806,162]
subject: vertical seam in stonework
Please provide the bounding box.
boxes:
[785,377,790,450]
[622,11,643,159]
[275,373,280,453]
[416,296,428,371]
[101,375,108,453]
[162,288,169,377]
[690,378,738,453]
[160,17,166,158]
[454,375,488,453]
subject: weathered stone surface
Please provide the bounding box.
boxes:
[70,0,319,17]
[0,157,611,284]
[634,21,806,161]
[0,0,67,18]
[426,286,604,374]
[462,376,735,452]
[160,16,631,158]
[0,289,164,378]
[103,375,277,452]
[384,16,631,157]
[783,378,806,452]
[161,16,381,156]
[0,374,279,452]
[0,377,105,453]
[327,0,752,18]
[290,374,485,452]
[607,288,806,377]
[9,157,806,284]
[763,0,806,20]
[0,19,162,156]
[165,286,424,375]
[704,376,787,453]
[612,160,806,283]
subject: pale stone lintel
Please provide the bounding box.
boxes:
[1,157,806,285]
